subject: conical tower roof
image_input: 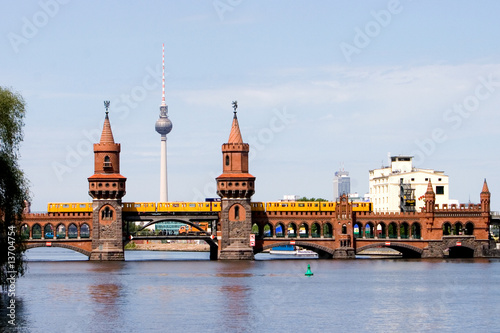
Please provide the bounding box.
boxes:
[482,179,489,193]
[228,112,243,144]
[100,114,115,144]
[425,179,434,194]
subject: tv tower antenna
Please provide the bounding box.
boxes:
[155,43,173,202]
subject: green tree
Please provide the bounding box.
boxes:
[0,87,29,290]
[297,197,327,202]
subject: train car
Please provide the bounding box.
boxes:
[210,202,221,212]
[251,202,265,212]
[178,222,209,235]
[122,202,156,213]
[266,201,321,212]
[319,202,336,212]
[351,202,372,212]
[47,203,92,213]
[157,202,213,213]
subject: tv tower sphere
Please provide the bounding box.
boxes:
[155,105,172,136]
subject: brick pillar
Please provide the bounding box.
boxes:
[89,200,124,261]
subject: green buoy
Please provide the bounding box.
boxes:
[305,264,313,276]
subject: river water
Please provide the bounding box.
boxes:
[1,248,500,333]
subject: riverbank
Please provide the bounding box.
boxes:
[128,242,210,252]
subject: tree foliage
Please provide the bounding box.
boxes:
[0,87,29,290]
[297,197,327,202]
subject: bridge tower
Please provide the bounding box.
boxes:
[88,102,127,260]
[216,102,255,260]
[481,179,490,213]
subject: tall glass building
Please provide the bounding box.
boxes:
[333,170,350,200]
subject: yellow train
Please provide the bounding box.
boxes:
[265,201,371,213]
[47,200,372,214]
[47,202,92,213]
[266,201,320,212]
[251,202,265,212]
[157,202,220,212]
[123,202,156,213]
[178,222,209,235]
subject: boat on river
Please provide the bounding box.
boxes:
[270,245,318,257]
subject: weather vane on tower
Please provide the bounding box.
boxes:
[232,100,238,114]
[104,100,110,115]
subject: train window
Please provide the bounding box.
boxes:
[298,203,305,207]
[189,203,196,207]
[135,204,141,208]
[79,204,86,208]
[63,204,69,208]
[281,203,288,207]
[173,204,179,207]
[314,203,318,207]
[206,204,210,207]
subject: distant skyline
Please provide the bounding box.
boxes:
[2,1,500,211]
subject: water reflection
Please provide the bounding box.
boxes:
[9,251,500,332]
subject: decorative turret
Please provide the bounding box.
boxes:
[155,43,173,202]
[424,180,435,213]
[216,101,255,260]
[88,101,126,199]
[216,101,255,199]
[480,179,490,213]
[88,101,127,261]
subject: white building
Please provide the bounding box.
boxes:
[369,156,449,212]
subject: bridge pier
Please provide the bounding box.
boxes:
[333,248,355,259]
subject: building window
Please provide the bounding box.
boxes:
[436,186,445,195]
[225,155,230,166]
[438,178,442,181]
[425,178,429,181]
[411,178,415,181]
[101,207,113,219]
[104,156,112,168]
[234,205,239,220]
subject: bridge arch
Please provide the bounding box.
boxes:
[275,222,285,237]
[411,222,421,239]
[286,222,297,237]
[299,222,308,238]
[353,222,363,238]
[356,242,423,258]
[448,245,474,258]
[263,223,273,237]
[26,243,91,258]
[365,222,375,238]
[128,218,219,250]
[376,222,386,238]
[135,218,213,234]
[259,241,335,258]
[464,222,474,235]
[323,222,333,238]
[311,222,321,238]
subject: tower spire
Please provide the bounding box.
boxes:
[228,100,243,144]
[161,43,166,107]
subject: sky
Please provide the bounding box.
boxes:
[2,0,500,212]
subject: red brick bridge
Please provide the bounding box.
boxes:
[21,105,495,260]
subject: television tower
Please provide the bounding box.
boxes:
[155,43,173,202]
